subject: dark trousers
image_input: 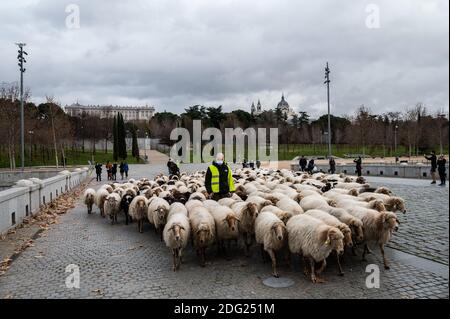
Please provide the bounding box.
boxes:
[439,171,446,184]
[300,165,306,172]
[96,173,101,181]
[211,193,231,201]
[356,169,362,177]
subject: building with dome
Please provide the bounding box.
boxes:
[276,93,296,120]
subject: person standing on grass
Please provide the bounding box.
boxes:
[329,157,336,174]
[95,162,102,181]
[354,156,362,177]
[437,155,447,186]
[424,150,438,184]
[123,161,129,178]
[299,155,307,171]
[119,161,125,180]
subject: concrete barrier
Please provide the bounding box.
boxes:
[290,163,448,179]
[0,167,92,236]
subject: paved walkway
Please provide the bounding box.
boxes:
[0,165,448,299]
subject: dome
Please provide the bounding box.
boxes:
[277,94,290,109]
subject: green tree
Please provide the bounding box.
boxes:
[206,105,226,128]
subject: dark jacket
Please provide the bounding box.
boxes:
[167,161,179,176]
[425,154,437,170]
[205,161,231,194]
[299,158,307,168]
[354,158,362,169]
[307,160,315,171]
[95,164,102,174]
[437,158,446,173]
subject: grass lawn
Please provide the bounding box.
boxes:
[0,149,141,168]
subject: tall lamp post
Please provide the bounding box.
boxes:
[324,62,331,158]
[394,125,399,156]
[28,130,34,162]
[16,43,27,171]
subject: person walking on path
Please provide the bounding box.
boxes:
[299,155,307,172]
[119,161,125,180]
[205,153,235,201]
[167,158,180,177]
[112,163,118,181]
[437,155,447,186]
[106,161,113,181]
[424,151,438,184]
[123,161,129,178]
[306,159,315,174]
[95,163,102,181]
[354,156,362,177]
[329,157,336,174]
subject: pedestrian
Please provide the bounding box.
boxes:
[205,153,235,201]
[424,151,438,184]
[242,158,248,168]
[354,156,362,177]
[256,159,261,169]
[167,158,180,177]
[95,162,102,181]
[437,155,447,186]
[106,161,112,180]
[299,155,307,172]
[306,159,315,174]
[119,161,125,180]
[112,163,118,181]
[123,161,129,178]
[329,156,336,174]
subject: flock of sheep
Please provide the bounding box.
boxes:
[83,168,406,283]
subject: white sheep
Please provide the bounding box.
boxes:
[83,188,96,214]
[346,209,399,269]
[104,192,122,224]
[189,192,207,201]
[260,205,293,224]
[286,214,344,283]
[95,188,110,217]
[147,197,170,240]
[209,205,240,256]
[185,199,204,215]
[163,207,191,271]
[217,197,240,207]
[255,211,287,278]
[202,199,220,212]
[276,197,304,215]
[189,206,216,267]
[231,201,259,256]
[129,195,148,233]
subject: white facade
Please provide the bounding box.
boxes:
[64,103,156,121]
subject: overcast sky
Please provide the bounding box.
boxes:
[0,0,448,117]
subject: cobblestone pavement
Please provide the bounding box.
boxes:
[367,177,449,265]
[0,165,448,299]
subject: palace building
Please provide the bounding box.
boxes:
[250,93,297,120]
[64,102,155,121]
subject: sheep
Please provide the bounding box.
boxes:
[202,199,220,211]
[260,205,293,224]
[358,193,406,214]
[185,200,204,215]
[217,197,239,207]
[286,214,344,283]
[147,197,170,240]
[304,209,353,275]
[83,188,96,214]
[120,193,134,225]
[276,197,304,215]
[255,212,287,278]
[129,195,148,233]
[246,195,274,212]
[209,205,240,256]
[100,184,114,194]
[189,206,216,267]
[337,198,386,212]
[95,188,110,217]
[299,195,335,212]
[163,207,191,271]
[346,209,399,269]
[104,193,122,224]
[231,201,259,256]
[189,192,207,201]
[322,207,364,245]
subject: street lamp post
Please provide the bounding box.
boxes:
[324,62,331,158]
[16,43,27,171]
[28,130,34,162]
[394,125,398,156]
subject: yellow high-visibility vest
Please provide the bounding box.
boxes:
[208,164,236,193]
